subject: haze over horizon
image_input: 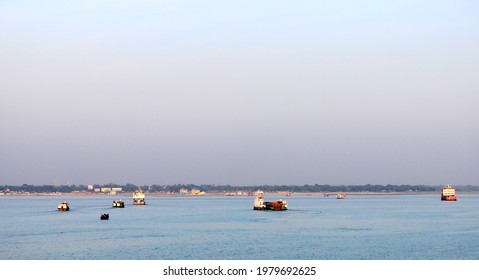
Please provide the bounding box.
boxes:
[1,1,478,186]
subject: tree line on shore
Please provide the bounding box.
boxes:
[3,183,479,193]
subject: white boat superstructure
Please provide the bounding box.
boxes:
[253,190,266,210]
[133,188,146,205]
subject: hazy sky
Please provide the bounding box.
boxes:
[1,0,478,186]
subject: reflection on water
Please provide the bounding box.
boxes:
[1,194,479,259]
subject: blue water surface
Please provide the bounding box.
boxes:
[1,194,478,260]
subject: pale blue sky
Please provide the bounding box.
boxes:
[1,0,478,186]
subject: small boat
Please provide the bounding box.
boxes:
[277,191,292,196]
[100,213,109,220]
[112,200,125,208]
[441,185,457,201]
[253,190,288,211]
[336,193,346,199]
[57,201,70,211]
[133,188,146,205]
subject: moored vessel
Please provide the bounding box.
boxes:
[336,193,346,199]
[441,185,457,201]
[100,213,109,220]
[112,200,125,208]
[133,188,146,205]
[57,201,70,211]
[253,190,288,211]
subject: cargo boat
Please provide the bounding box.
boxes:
[57,201,70,211]
[253,190,288,211]
[133,188,146,205]
[112,200,125,208]
[441,185,457,201]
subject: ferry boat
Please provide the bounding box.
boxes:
[253,190,288,211]
[100,213,109,220]
[57,201,70,211]
[441,185,457,201]
[336,193,346,199]
[112,200,125,208]
[133,188,146,205]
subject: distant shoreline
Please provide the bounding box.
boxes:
[2,191,479,197]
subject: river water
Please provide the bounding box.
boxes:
[1,194,478,259]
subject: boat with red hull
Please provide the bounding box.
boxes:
[253,190,288,211]
[441,185,457,201]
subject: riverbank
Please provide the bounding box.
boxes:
[3,191,479,197]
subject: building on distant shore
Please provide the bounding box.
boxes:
[190,188,205,196]
[101,187,123,193]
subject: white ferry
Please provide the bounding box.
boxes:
[133,188,146,205]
